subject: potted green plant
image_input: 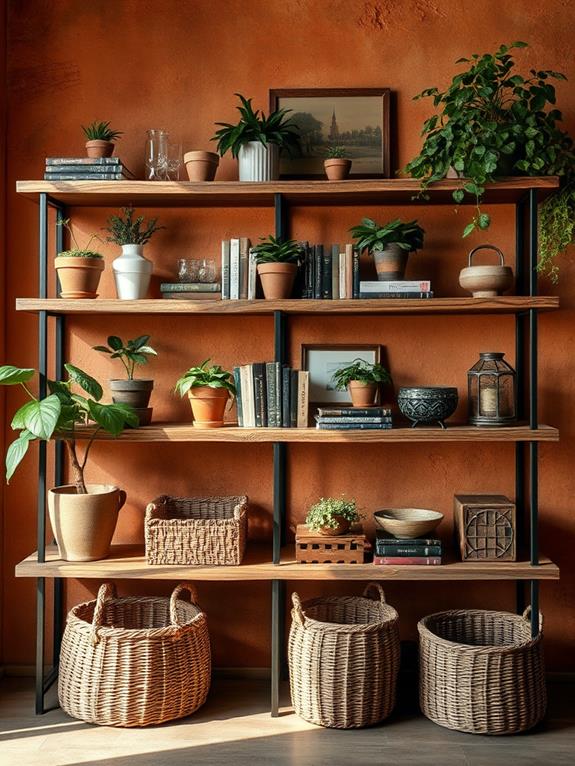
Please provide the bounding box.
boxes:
[332,358,392,407]
[350,217,425,281]
[0,363,137,561]
[324,146,352,181]
[404,41,575,282]
[82,120,123,158]
[212,93,301,181]
[55,218,105,299]
[103,206,165,299]
[305,497,361,536]
[252,235,302,299]
[93,335,158,425]
[175,359,236,429]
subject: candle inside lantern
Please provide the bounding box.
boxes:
[480,386,498,415]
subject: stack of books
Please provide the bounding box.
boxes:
[44,157,132,180]
[233,363,309,428]
[315,406,393,431]
[160,282,221,301]
[360,280,433,299]
[221,239,256,300]
[373,533,442,565]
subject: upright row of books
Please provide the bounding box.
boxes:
[233,363,309,428]
[44,157,132,181]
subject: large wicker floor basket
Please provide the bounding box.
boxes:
[288,584,400,728]
[59,582,211,727]
[418,608,546,735]
[145,495,248,565]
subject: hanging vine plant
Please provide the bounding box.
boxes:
[404,41,575,282]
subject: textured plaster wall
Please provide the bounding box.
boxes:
[3,0,575,669]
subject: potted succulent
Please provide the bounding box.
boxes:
[93,335,158,426]
[55,218,105,299]
[212,93,301,181]
[305,497,361,537]
[175,359,236,429]
[103,206,165,299]
[350,217,425,281]
[184,151,220,182]
[332,358,392,407]
[252,235,301,299]
[82,120,123,158]
[324,146,352,180]
[0,363,137,561]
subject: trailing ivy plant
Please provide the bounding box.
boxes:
[174,359,236,397]
[104,206,165,246]
[252,235,302,264]
[305,497,361,532]
[93,335,157,380]
[405,41,575,281]
[331,358,392,390]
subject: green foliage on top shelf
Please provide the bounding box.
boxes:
[252,235,302,264]
[174,359,236,397]
[56,218,103,258]
[331,359,392,391]
[93,335,157,380]
[350,217,425,254]
[325,145,349,159]
[305,497,360,532]
[104,206,165,246]
[82,120,123,142]
[212,94,301,158]
[57,250,103,259]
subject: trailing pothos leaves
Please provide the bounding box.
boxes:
[405,41,575,281]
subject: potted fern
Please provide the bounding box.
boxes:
[305,497,360,536]
[251,235,302,299]
[332,358,392,407]
[82,120,123,158]
[55,218,105,299]
[324,146,352,180]
[175,360,236,428]
[104,206,164,299]
[350,218,425,281]
[212,93,300,181]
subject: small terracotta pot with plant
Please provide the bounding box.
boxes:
[252,235,302,300]
[305,497,361,537]
[175,359,236,429]
[332,358,392,408]
[324,145,352,180]
[350,217,425,281]
[55,218,105,299]
[82,120,123,158]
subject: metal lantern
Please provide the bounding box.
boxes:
[467,352,517,426]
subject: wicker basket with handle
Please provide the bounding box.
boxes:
[59,582,211,727]
[145,495,248,565]
[288,583,400,728]
[418,607,546,735]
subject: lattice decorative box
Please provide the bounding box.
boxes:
[295,524,366,564]
[454,494,516,561]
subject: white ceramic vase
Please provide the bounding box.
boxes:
[112,244,152,299]
[238,141,279,182]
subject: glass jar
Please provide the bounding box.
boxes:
[145,129,169,181]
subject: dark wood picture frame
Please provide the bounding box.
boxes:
[301,343,383,407]
[269,88,391,179]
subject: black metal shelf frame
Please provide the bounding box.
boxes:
[32,188,543,717]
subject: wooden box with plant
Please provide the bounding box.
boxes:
[55,218,105,299]
[251,235,302,299]
[350,218,425,281]
[332,358,392,408]
[212,93,300,182]
[104,206,165,299]
[0,363,137,561]
[93,335,158,426]
[175,359,236,429]
[304,496,362,537]
[82,120,123,159]
[404,41,575,283]
[324,146,352,181]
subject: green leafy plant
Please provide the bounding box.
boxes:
[325,145,349,159]
[305,497,361,532]
[212,93,301,158]
[174,359,236,397]
[331,359,392,390]
[350,218,425,254]
[93,335,157,380]
[103,206,165,246]
[0,364,137,493]
[82,120,123,142]
[251,235,302,264]
[56,218,103,259]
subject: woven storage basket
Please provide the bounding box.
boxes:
[145,495,248,565]
[59,582,211,727]
[288,583,400,728]
[418,607,546,735]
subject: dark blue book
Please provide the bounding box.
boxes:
[282,366,292,427]
[46,156,122,165]
[265,362,276,427]
[315,416,393,424]
[375,543,442,557]
[233,367,243,427]
[352,248,360,298]
[274,362,282,428]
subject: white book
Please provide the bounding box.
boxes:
[345,244,353,299]
[230,238,241,300]
[360,280,431,292]
[221,240,230,299]
[247,248,257,300]
[297,371,310,429]
[240,365,255,427]
[339,252,346,298]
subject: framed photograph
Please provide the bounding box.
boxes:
[269,88,390,179]
[301,344,382,406]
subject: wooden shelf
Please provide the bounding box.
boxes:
[16,177,560,207]
[15,545,559,581]
[16,296,559,316]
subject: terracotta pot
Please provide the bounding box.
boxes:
[85,140,114,158]
[55,255,105,299]
[348,381,378,407]
[320,516,351,536]
[188,386,230,428]
[324,158,352,181]
[110,379,153,408]
[373,244,409,281]
[257,262,297,300]
[48,484,126,561]
[184,151,219,181]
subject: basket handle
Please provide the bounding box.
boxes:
[145,495,169,520]
[170,582,200,626]
[468,244,505,267]
[90,582,116,645]
[522,606,544,630]
[363,582,386,603]
[291,592,306,626]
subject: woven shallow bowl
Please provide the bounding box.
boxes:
[374,508,443,539]
[398,386,458,428]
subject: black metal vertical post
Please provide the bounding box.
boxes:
[528,188,539,638]
[515,197,526,615]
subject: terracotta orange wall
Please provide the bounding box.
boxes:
[3,0,575,669]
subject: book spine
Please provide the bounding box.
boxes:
[229,239,240,300]
[161,292,221,301]
[221,240,230,300]
[161,282,220,292]
[265,362,277,428]
[322,248,332,299]
[373,556,442,566]
[305,243,313,299]
[316,416,393,424]
[331,245,339,300]
[375,545,443,557]
[290,369,299,427]
[45,164,125,174]
[233,367,243,427]
[352,248,360,298]
[339,252,346,299]
[247,248,257,300]
[239,237,250,299]
[360,280,432,292]
[317,407,392,417]
[375,536,442,546]
[252,363,267,427]
[345,244,353,300]
[297,371,309,428]
[44,172,125,180]
[274,362,282,428]
[282,367,291,427]
[46,157,122,165]
[314,245,323,299]
[359,291,434,299]
[316,422,393,430]
[240,365,255,427]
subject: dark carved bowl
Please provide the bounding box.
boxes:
[397,386,458,429]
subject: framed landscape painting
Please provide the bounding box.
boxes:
[269,88,390,178]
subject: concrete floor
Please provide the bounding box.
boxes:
[0,677,574,766]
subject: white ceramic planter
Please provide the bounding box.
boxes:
[112,244,152,299]
[238,141,279,182]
